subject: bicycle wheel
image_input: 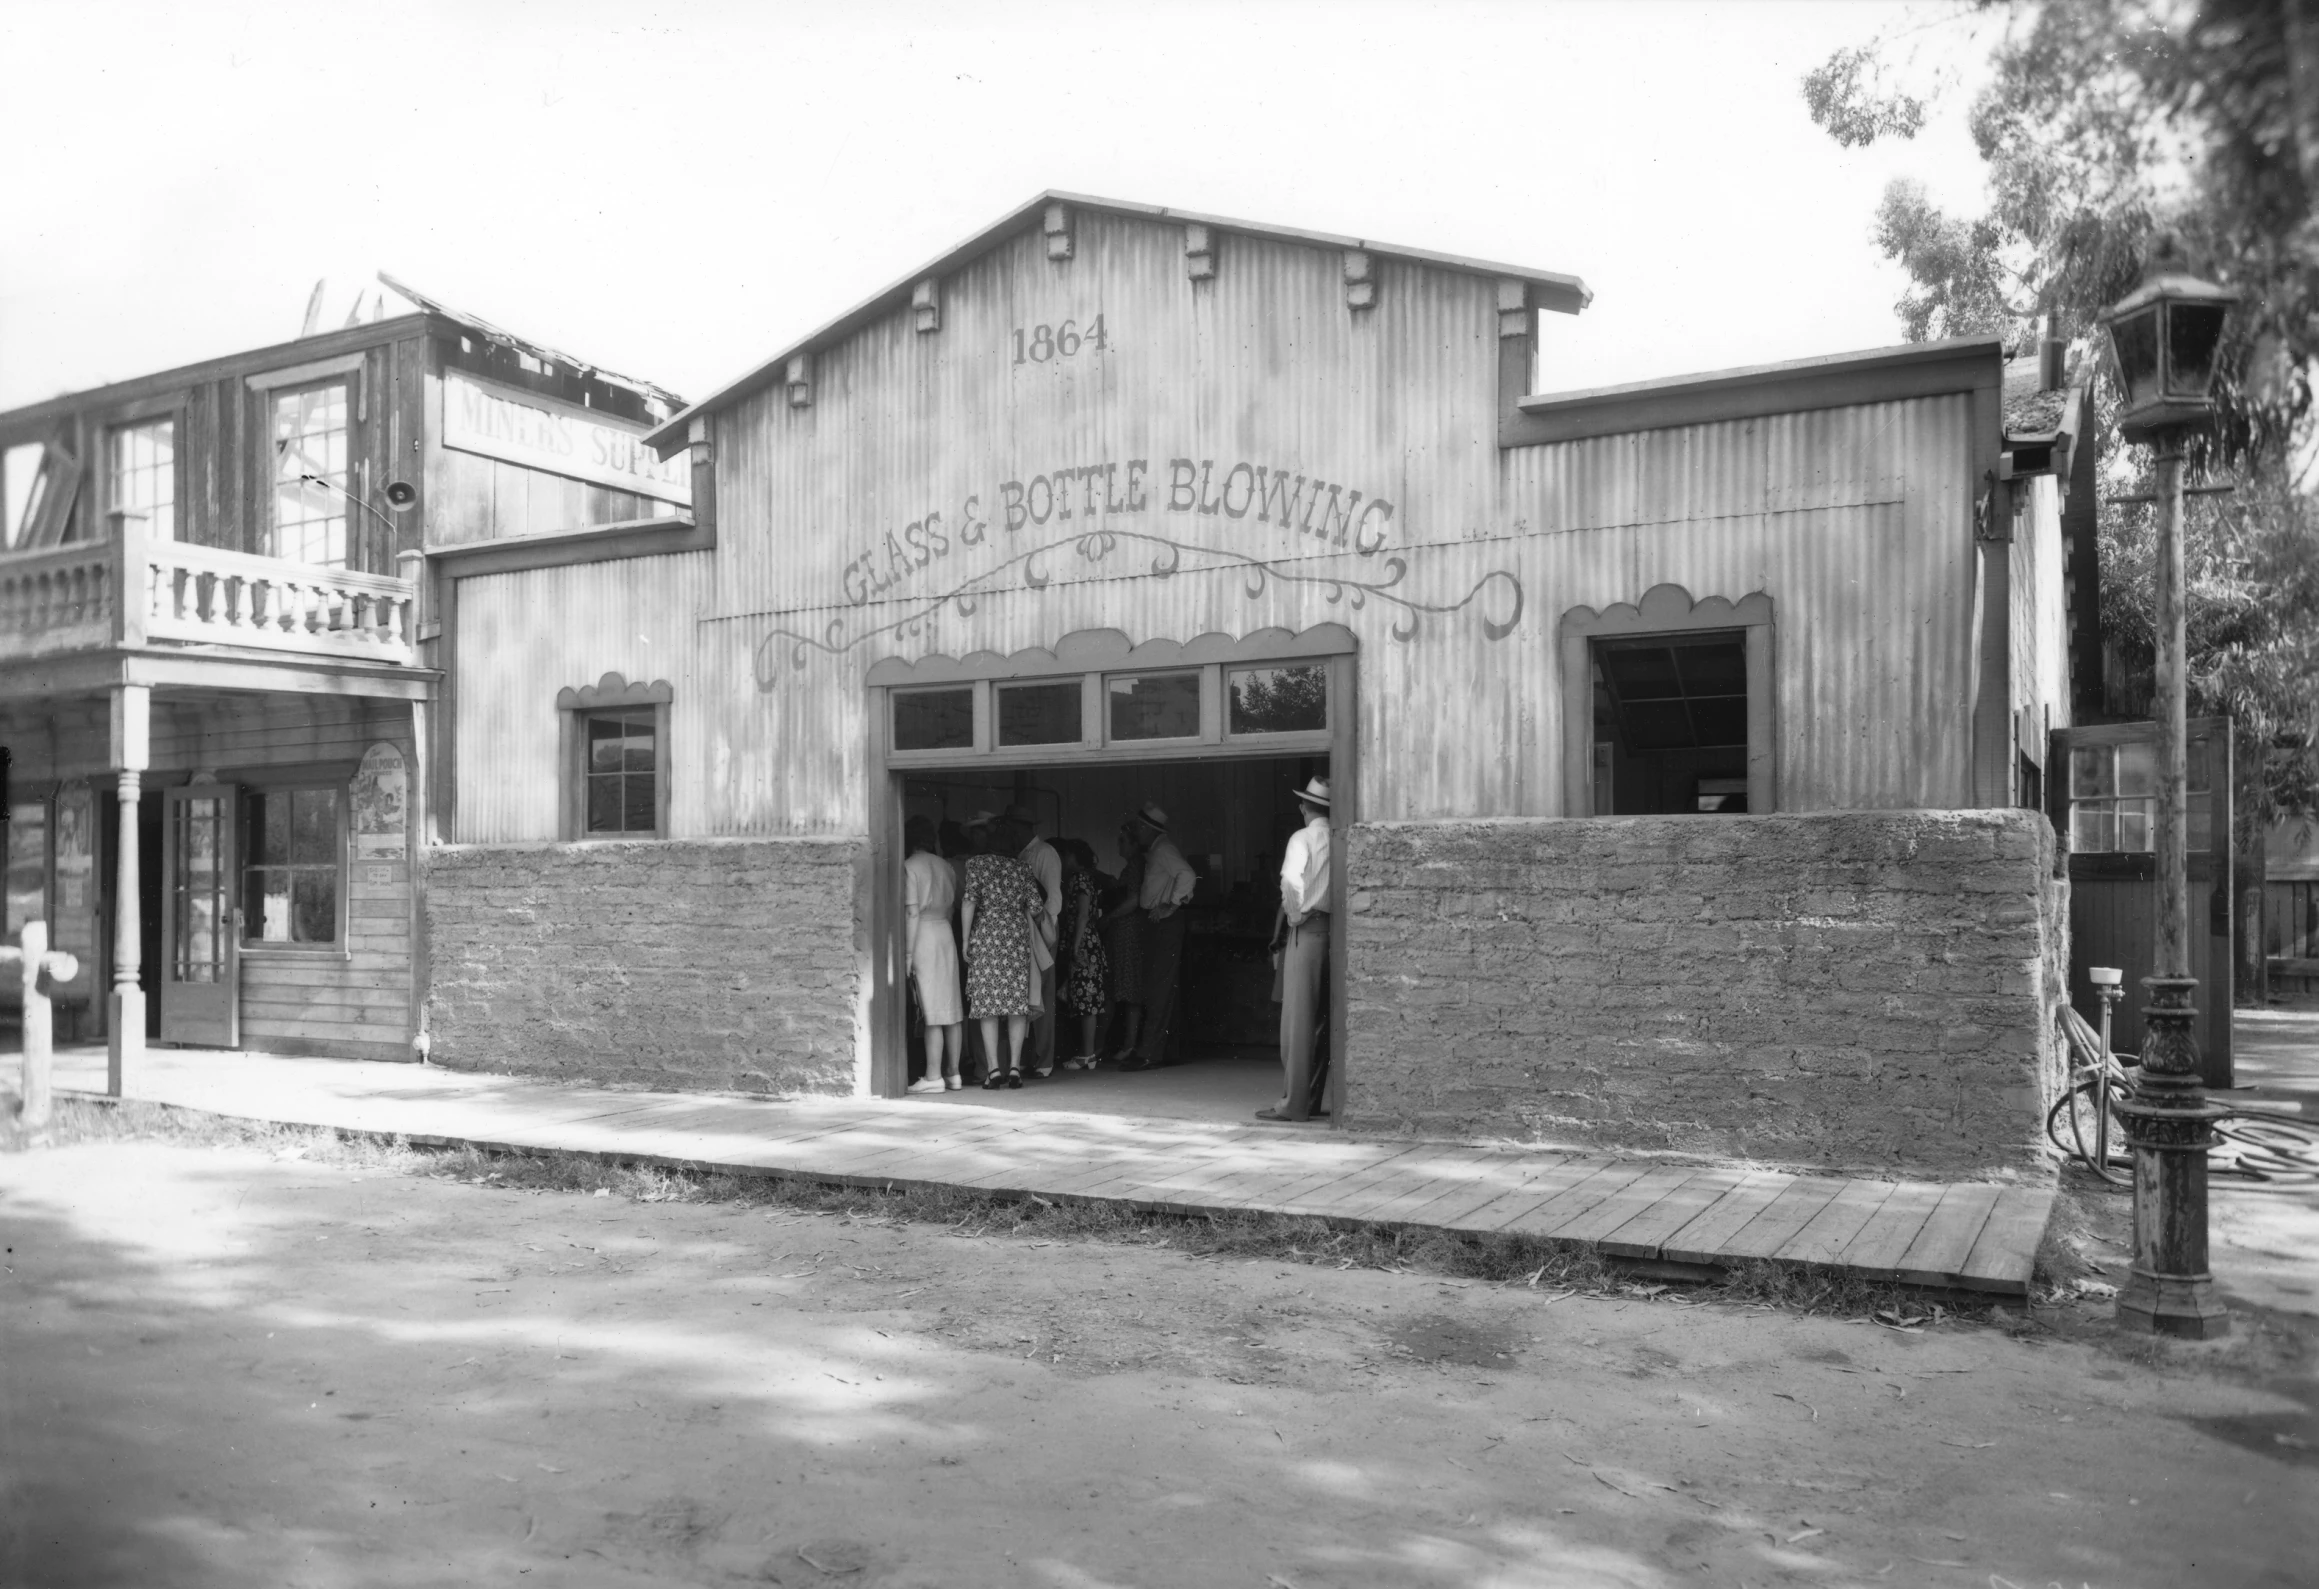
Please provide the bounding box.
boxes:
[2049,1076,2131,1183]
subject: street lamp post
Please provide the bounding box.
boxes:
[2099,236,2238,1340]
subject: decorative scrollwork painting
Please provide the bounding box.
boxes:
[753,527,1522,687]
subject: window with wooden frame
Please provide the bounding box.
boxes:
[1558,584,1776,816]
[241,784,345,948]
[872,629,1351,769]
[107,414,178,541]
[268,381,352,566]
[556,674,673,839]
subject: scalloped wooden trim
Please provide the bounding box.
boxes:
[1557,584,1776,817]
[864,622,1357,687]
[1558,582,1773,638]
[554,671,674,710]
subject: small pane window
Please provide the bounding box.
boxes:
[271,383,351,566]
[584,709,659,836]
[242,788,339,944]
[1108,672,1200,741]
[894,687,973,752]
[1228,665,1328,735]
[996,680,1082,747]
[2069,740,2210,854]
[108,417,176,540]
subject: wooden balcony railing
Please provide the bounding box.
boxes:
[0,540,115,660]
[0,521,416,668]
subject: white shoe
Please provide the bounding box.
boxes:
[907,1076,947,1095]
[944,1075,962,1091]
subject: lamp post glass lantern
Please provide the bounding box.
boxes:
[2099,238,2238,1339]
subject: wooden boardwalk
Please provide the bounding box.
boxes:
[48,1048,2052,1297]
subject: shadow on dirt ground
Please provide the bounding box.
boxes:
[3,1109,2314,1589]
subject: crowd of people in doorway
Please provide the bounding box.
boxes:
[900,776,1333,1125]
[902,800,1195,1090]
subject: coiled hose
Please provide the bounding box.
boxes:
[2050,1004,2319,1187]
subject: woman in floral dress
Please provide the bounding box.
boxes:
[1055,839,1112,1067]
[958,814,1041,1089]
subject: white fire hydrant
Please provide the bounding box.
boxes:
[4,921,81,1138]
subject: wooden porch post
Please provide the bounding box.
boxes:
[107,683,150,1097]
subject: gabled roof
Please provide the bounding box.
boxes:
[644,190,1592,453]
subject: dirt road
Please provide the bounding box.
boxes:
[1,1132,2310,1588]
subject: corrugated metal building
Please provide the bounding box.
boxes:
[422,193,2095,1173]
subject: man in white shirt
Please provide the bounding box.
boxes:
[1120,802,1198,1071]
[1008,803,1064,1078]
[1259,777,1332,1122]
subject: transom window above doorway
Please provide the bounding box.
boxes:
[874,626,1353,767]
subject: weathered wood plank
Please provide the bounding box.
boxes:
[1544,1165,1705,1246]
[1770,1179,1896,1267]
[1711,1176,1847,1262]
[1434,1155,1606,1234]
[1895,1183,2004,1288]
[1324,1147,1522,1223]
[1660,1173,1798,1267]
[1591,1167,1751,1258]
[1386,1153,1577,1230]
[1501,1163,1658,1240]
[1955,1185,2054,1295]
[1267,1148,1435,1217]
[240,1016,404,1043]
[1358,1151,1562,1228]
[1832,1181,1948,1276]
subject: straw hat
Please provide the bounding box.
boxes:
[1295,776,1331,810]
[1134,802,1169,833]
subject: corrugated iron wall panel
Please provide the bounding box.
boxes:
[453,551,715,843]
[570,209,1987,839]
[1486,394,1977,818]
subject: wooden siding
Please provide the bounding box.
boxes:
[451,553,715,843]
[130,333,429,574]
[0,695,415,1060]
[454,208,1995,838]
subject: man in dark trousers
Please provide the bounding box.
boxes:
[1258,776,1331,1122]
[1119,802,1196,1071]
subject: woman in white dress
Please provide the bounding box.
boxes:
[904,817,964,1092]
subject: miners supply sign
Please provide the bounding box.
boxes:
[442,371,691,506]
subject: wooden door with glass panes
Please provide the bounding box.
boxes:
[161,784,239,1047]
[2050,718,2233,1084]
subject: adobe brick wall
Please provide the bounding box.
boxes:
[1344,810,2067,1175]
[423,838,864,1095]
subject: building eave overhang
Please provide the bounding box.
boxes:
[1506,336,2005,445]
[644,189,1593,455]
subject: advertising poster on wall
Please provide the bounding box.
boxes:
[352,743,409,860]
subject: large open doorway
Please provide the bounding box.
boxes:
[895,754,1329,1122]
[863,627,1357,1123]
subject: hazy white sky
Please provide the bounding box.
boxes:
[0,0,1993,414]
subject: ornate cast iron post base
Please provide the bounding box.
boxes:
[2114,975,2229,1338]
